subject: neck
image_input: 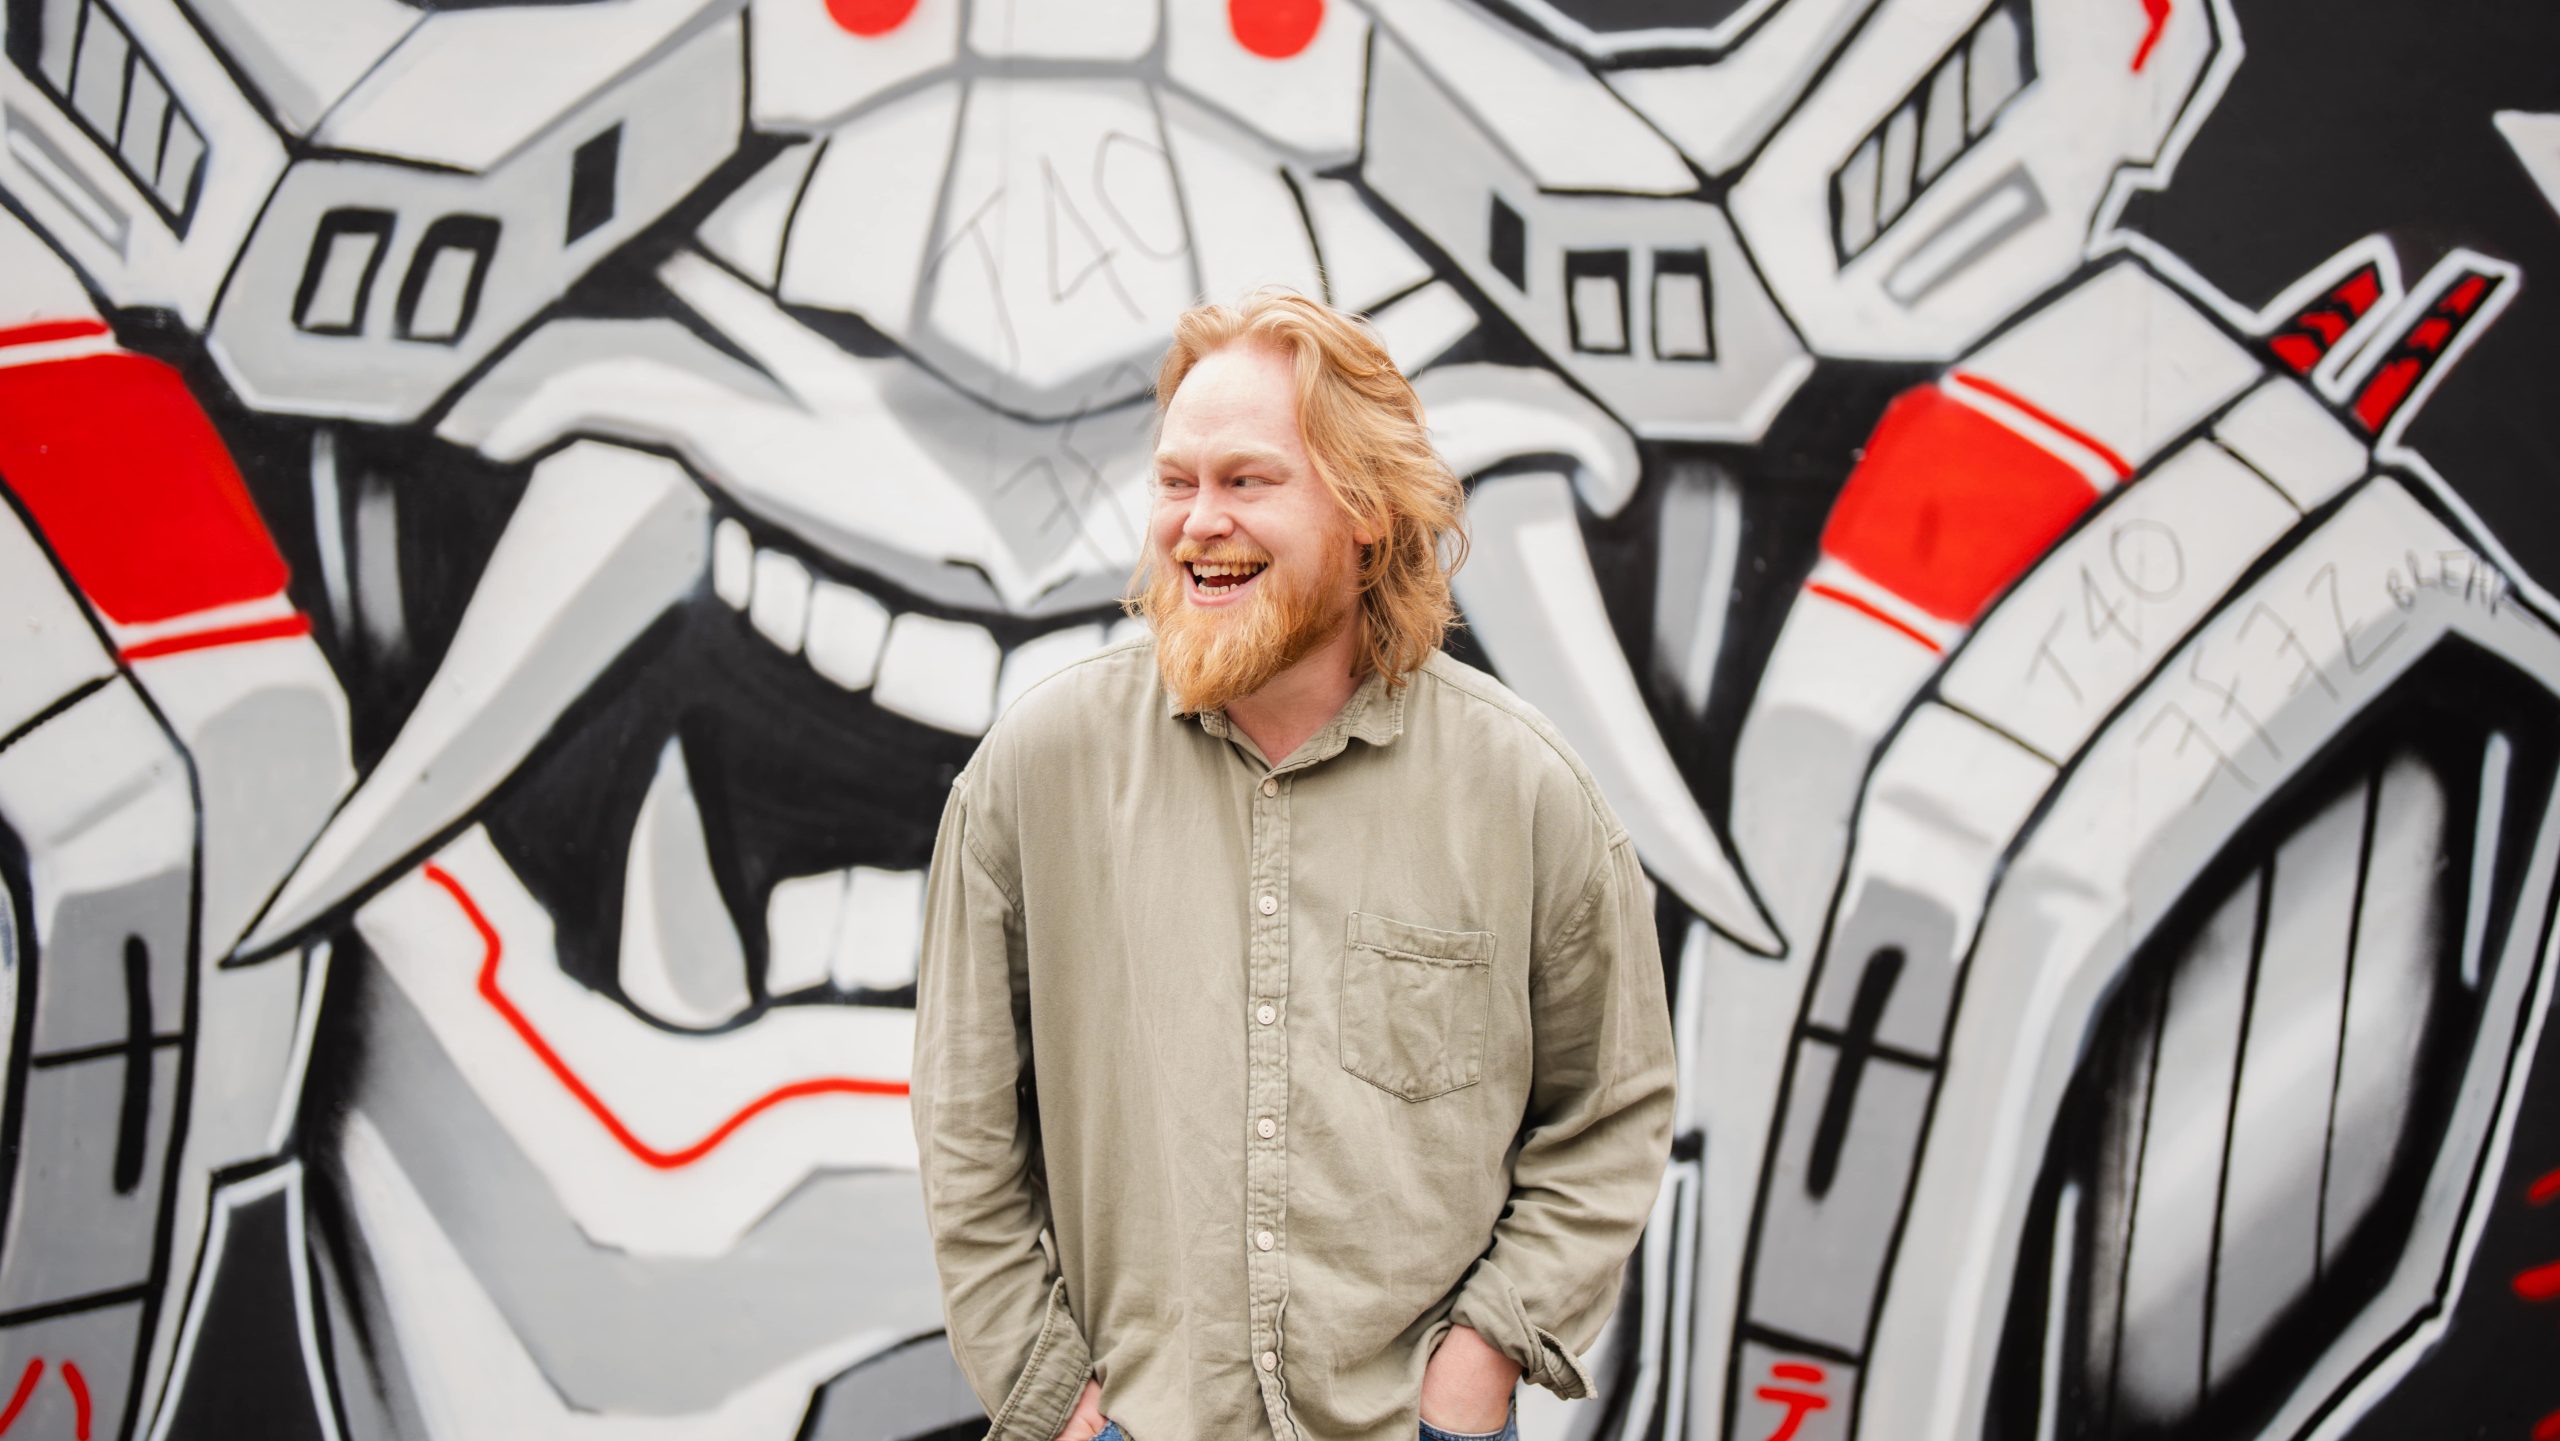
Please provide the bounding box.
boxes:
[1224,613,1367,767]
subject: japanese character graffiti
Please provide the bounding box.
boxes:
[0,0,2557,1437]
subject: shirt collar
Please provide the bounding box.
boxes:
[1166,664,1408,757]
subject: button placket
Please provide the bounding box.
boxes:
[1244,753,1293,1416]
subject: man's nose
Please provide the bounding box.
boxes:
[1182,485,1236,542]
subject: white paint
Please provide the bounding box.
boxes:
[747,546,813,654]
[335,1109,891,1438]
[245,443,708,952]
[833,867,925,992]
[764,870,845,997]
[806,580,892,692]
[712,518,753,609]
[1458,473,1780,954]
[2213,378,2369,511]
[874,612,1000,735]
[777,84,966,325]
[359,828,919,1258]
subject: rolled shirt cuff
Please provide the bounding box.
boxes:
[988,1278,1095,1441]
[1446,1263,1596,1402]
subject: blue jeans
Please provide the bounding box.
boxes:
[1419,1415,1519,1441]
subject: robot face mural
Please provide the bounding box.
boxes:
[2,0,2559,1436]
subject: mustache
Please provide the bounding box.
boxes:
[1168,542,1273,567]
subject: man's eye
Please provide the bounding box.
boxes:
[1159,476,1195,492]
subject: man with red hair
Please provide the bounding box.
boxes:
[913,292,1675,1441]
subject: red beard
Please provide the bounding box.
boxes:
[1138,541,1358,714]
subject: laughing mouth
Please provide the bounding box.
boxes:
[1189,560,1268,593]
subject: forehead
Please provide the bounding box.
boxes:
[1158,343,1305,458]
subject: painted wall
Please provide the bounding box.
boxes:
[0,0,2557,1437]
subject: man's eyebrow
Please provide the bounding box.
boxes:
[1154,446,1295,475]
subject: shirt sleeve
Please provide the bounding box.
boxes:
[1447,828,1677,1399]
[911,772,1094,1440]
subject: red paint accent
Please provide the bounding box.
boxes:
[1948,371,2134,479]
[2268,333,2324,373]
[0,319,109,349]
[2337,267,2383,316]
[1818,385,2100,625]
[2446,274,2490,315]
[2352,358,2420,432]
[0,1360,39,1435]
[2132,0,2170,70]
[2409,317,2453,354]
[2295,309,2351,347]
[824,0,916,35]
[58,1362,86,1441]
[1752,1385,1831,1441]
[2527,1165,2560,1206]
[2536,1407,2560,1441]
[1807,582,1946,655]
[1771,1362,1826,1384]
[121,612,312,661]
[0,352,289,625]
[2512,1258,2560,1303]
[1230,0,1324,57]
[420,862,909,1171]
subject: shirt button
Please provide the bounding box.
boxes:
[1258,894,1277,916]
[1261,778,1278,797]
[1255,1229,1276,1251]
[1257,1117,1277,1139]
[1258,1350,1277,1371]
[1256,1003,1277,1025]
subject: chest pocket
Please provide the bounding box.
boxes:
[1339,911,1496,1102]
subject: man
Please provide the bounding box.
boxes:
[911,291,1676,1441]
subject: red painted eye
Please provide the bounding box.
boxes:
[826,0,917,37]
[1230,0,1322,58]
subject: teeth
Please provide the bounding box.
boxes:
[997,624,1107,715]
[764,870,843,997]
[748,548,813,653]
[833,867,924,992]
[1192,561,1266,579]
[760,866,925,998]
[874,613,1001,735]
[807,579,890,691]
[726,526,1121,737]
[712,518,752,609]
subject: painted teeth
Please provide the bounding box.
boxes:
[715,516,1119,735]
[765,864,927,997]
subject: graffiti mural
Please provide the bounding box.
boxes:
[2,0,2558,1437]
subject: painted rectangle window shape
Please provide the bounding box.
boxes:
[1828,0,2034,264]
[293,209,395,336]
[1652,249,1713,361]
[397,216,500,345]
[566,125,620,244]
[5,0,207,231]
[1565,250,1630,355]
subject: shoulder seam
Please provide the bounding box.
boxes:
[1415,659,1621,834]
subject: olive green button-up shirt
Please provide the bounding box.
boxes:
[912,639,1676,1441]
